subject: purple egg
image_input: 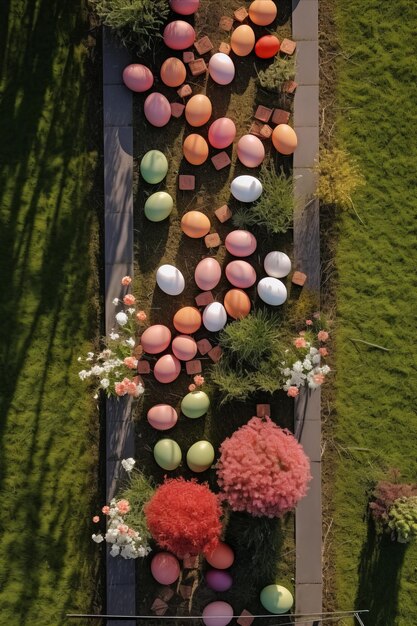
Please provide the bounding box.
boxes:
[205,569,233,592]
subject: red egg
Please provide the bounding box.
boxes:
[205,542,235,569]
[194,258,222,291]
[154,354,181,383]
[172,335,198,361]
[122,64,154,92]
[225,260,257,288]
[163,21,196,50]
[141,325,172,354]
[255,35,280,59]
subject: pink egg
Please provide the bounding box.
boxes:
[225,230,257,257]
[151,552,180,585]
[225,260,257,288]
[147,405,178,430]
[205,569,233,592]
[202,601,234,626]
[141,325,171,354]
[208,118,236,149]
[170,0,200,15]
[163,20,196,50]
[144,92,171,127]
[122,64,154,92]
[172,335,198,361]
[237,134,265,168]
[154,354,181,383]
[194,258,222,291]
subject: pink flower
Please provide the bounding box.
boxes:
[128,528,137,538]
[287,386,300,398]
[313,373,326,385]
[117,524,129,534]
[188,384,196,392]
[294,337,307,349]
[193,375,204,387]
[92,515,100,523]
[317,330,329,342]
[116,499,130,515]
[124,356,138,370]
[305,319,313,326]
[121,276,132,286]
[136,310,147,322]
[101,506,110,515]
[319,347,328,357]
[126,381,138,396]
[123,294,136,306]
[313,311,321,319]
[115,382,127,396]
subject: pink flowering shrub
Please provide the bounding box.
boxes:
[217,417,312,517]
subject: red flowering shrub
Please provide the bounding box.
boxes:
[217,416,311,517]
[144,478,222,558]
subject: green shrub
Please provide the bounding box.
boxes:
[218,310,281,367]
[210,360,256,403]
[258,56,295,93]
[119,471,155,541]
[388,496,417,544]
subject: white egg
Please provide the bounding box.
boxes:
[230,175,263,203]
[264,251,292,278]
[208,53,235,85]
[257,277,287,306]
[156,264,185,296]
[202,302,227,332]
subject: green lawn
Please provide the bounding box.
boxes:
[0,1,100,624]
[328,1,417,624]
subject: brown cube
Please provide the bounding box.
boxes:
[280,38,297,55]
[208,345,222,363]
[179,585,193,600]
[234,6,249,22]
[255,105,273,123]
[179,175,195,191]
[186,359,202,375]
[158,587,175,603]
[259,124,273,139]
[256,404,271,417]
[237,610,255,626]
[183,554,200,569]
[151,599,168,616]
[249,120,263,138]
[272,108,290,125]
[211,151,231,170]
[189,58,207,77]
[137,360,151,374]
[194,36,214,55]
[183,51,195,63]
[205,232,221,248]
[282,80,298,94]
[215,204,232,223]
[219,42,231,55]
[197,338,212,355]
[177,83,192,98]
[195,291,214,307]
[219,15,234,31]
[133,344,143,358]
[170,102,185,118]
[292,270,307,286]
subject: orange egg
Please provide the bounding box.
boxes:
[205,542,235,569]
[272,124,298,155]
[224,289,251,319]
[181,210,211,238]
[183,134,209,165]
[160,57,187,87]
[185,95,212,127]
[173,306,202,334]
[248,0,277,26]
[230,25,255,57]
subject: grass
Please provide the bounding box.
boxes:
[0,1,101,624]
[322,1,417,624]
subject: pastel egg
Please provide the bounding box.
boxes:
[144,191,173,222]
[237,134,265,168]
[230,25,255,57]
[154,354,181,383]
[144,92,171,127]
[208,53,235,85]
[225,230,257,257]
[272,124,298,155]
[208,117,236,149]
[249,0,277,26]
[205,569,233,592]
[163,20,196,50]
[186,440,215,472]
[224,289,251,319]
[257,277,287,306]
[151,552,181,584]
[205,542,235,569]
[147,404,178,430]
[122,64,154,92]
[156,264,185,296]
[185,95,212,127]
[172,335,198,361]
[202,602,233,626]
[230,175,263,202]
[181,210,211,238]
[225,260,257,288]
[160,57,187,87]
[202,302,227,332]
[141,325,172,354]
[170,0,200,15]
[181,390,210,418]
[153,439,182,470]
[255,34,280,59]
[173,306,202,334]
[140,150,168,184]
[264,251,292,278]
[183,134,209,165]
[195,258,222,291]
[260,584,294,614]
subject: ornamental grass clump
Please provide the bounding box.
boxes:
[218,310,280,367]
[217,417,312,517]
[258,56,295,93]
[369,472,417,543]
[387,497,417,544]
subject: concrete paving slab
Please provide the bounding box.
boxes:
[293,126,319,168]
[294,86,319,126]
[295,168,318,204]
[295,386,321,422]
[104,127,133,214]
[105,213,134,263]
[297,418,321,462]
[104,85,132,127]
[103,52,129,85]
[296,461,322,584]
[293,198,320,290]
[296,41,319,85]
[292,0,318,40]
[107,582,136,615]
[107,418,135,462]
[295,583,323,620]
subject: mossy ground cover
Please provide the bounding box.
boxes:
[0,1,101,624]
[322,1,417,624]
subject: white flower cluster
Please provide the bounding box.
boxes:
[121,457,136,473]
[78,353,124,382]
[281,345,331,391]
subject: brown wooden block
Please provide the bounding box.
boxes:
[219,15,234,31]
[205,232,221,248]
[280,38,297,55]
[170,102,185,118]
[259,124,273,139]
[256,403,271,417]
[179,175,195,190]
[189,58,207,77]
[208,345,222,363]
[237,610,255,626]
[292,270,307,286]
[158,587,175,602]
[183,51,195,63]
[272,108,291,125]
[195,291,214,307]
[255,105,273,123]
[151,598,168,615]
[197,338,212,355]
[177,83,192,98]
[186,359,202,375]
[194,36,214,55]
[137,360,151,374]
[282,80,298,94]
[234,6,249,22]
[214,204,232,223]
[211,151,231,170]
[219,42,231,55]
[183,554,200,569]
[249,120,263,138]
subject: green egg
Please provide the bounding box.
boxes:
[153,439,182,471]
[144,192,173,222]
[260,585,294,615]
[186,441,215,472]
[140,150,168,184]
[181,391,210,419]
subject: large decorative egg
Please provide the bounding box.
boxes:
[140,150,168,184]
[144,92,171,127]
[264,251,292,278]
[230,25,255,57]
[147,404,178,430]
[160,57,187,87]
[208,53,235,85]
[141,325,172,354]
[202,602,233,626]
[272,124,298,155]
[181,391,210,418]
[255,34,280,59]
[195,258,222,291]
[224,289,251,319]
[122,64,154,92]
[205,569,233,592]
[153,439,182,470]
[181,210,211,238]
[185,95,212,127]
[257,277,287,306]
[260,585,294,614]
[156,264,185,296]
[170,0,200,16]
[144,191,173,222]
[186,440,215,472]
[172,335,198,361]
[183,134,209,165]
[205,542,234,569]
[163,20,196,50]
[225,260,257,288]
[230,175,263,202]
[237,134,265,168]
[154,354,182,383]
[225,230,257,257]
[151,552,181,584]
[202,302,227,332]
[173,307,202,334]
[208,118,236,149]
[249,0,277,25]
